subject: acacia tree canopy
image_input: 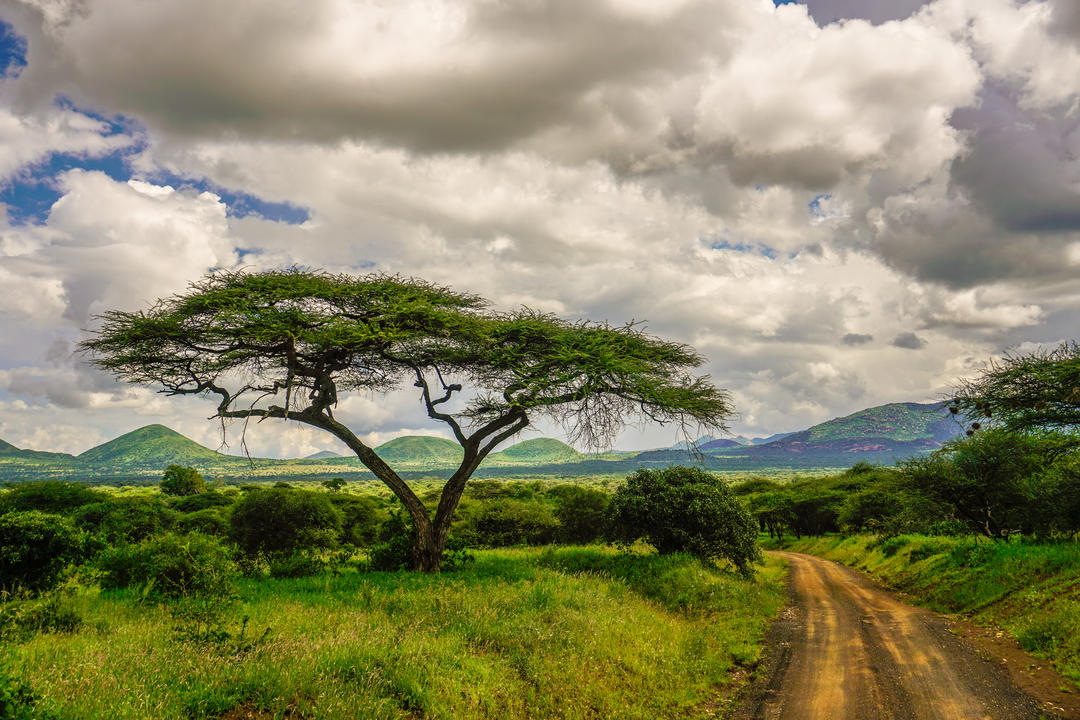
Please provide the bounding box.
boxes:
[951,342,1080,435]
[80,269,733,571]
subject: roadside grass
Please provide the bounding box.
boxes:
[4,547,785,720]
[763,534,1080,687]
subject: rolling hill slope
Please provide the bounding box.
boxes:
[75,424,240,469]
[374,436,463,465]
[489,438,583,464]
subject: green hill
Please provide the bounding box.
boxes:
[0,438,19,454]
[374,436,463,465]
[491,438,583,464]
[76,425,236,469]
[803,402,957,443]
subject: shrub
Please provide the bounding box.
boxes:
[0,481,106,515]
[75,496,178,543]
[331,494,385,546]
[0,588,82,642]
[170,491,235,513]
[160,465,207,496]
[175,508,230,537]
[0,512,87,593]
[606,466,761,577]
[462,498,559,547]
[98,532,237,600]
[268,552,326,578]
[0,663,57,720]
[550,485,610,544]
[229,487,342,560]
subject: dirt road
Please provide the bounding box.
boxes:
[733,551,1067,720]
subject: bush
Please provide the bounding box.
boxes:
[551,485,609,544]
[331,494,385,546]
[175,508,230,537]
[0,481,106,515]
[268,552,327,578]
[98,532,237,600]
[461,498,559,547]
[0,663,57,720]
[229,487,342,560]
[606,466,761,577]
[75,496,177,543]
[0,588,82,642]
[160,465,207,496]
[169,491,235,514]
[0,512,88,593]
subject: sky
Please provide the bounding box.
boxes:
[0,0,1078,458]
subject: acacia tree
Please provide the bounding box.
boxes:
[951,341,1080,435]
[81,269,732,571]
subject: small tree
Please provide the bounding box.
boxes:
[606,466,761,577]
[160,465,207,497]
[321,477,347,493]
[229,487,342,560]
[81,270,732,571]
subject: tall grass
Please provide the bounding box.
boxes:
[5,547,785,720]
[765,534,1080,686]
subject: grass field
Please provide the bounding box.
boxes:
[3,547,786,720]
[762,534,1080,688]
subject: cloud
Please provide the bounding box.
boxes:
[842,333,873,345]
[891,332,927,350]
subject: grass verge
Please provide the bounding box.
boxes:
[762,534,1080,688]
[4,546,785,720]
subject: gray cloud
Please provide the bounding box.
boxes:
[951,85,1080,233]
[842,333,873,345]
[891,332,927,350]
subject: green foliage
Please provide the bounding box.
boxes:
[169,490,235,513]
[160,464,207,496]
[0,663,57,720]
[268,552,327,579]
[550,485,609,544]
[456,497,559,547]
[0,511,87,593]
[952,341,1080,434]
[606,466,761,576]
[0,481,106,514]
[321,477,346,492]
[229,487,342,560]
[367,510,474,572]
[174,507,230,537]
[98,532,237,600]
[331,494,385,546]
[899,429,1064,538]
[75,496,178,542]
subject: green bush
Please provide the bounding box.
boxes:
[0,663,57,720]
[0,481,106,515]
[0,511,88,593]
[331,494,385,546]
[160,465,207,497]
[366,510,473,572]
[0,589,82,642]
[461,498,559,547]
[551,485,609,544]
[175,508,230,537]
[169,491,235,514]
[606,466,761,577]
[268,552,327,578]
[229,487,342,560]
[75,496,177,543]
[98,532,237,600]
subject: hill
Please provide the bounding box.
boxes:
[305,450,342,459]
[76,424,237,469]
[490,438,582,464]
[708,402,962,465]
[374,435,463,465]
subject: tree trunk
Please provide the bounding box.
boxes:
[412,519,443,573]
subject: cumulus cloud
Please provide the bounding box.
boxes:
[802,0,930,26]
[843,333,873,345]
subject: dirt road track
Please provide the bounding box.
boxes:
[732,551,1073,720]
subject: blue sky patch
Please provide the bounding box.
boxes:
[707,238,779,259]
[0,21,27,77]
[148,169,310,225]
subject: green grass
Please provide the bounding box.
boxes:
[763,534,1080,687]
[5,547,785,719]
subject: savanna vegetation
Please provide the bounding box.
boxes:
[0,464,779,720]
